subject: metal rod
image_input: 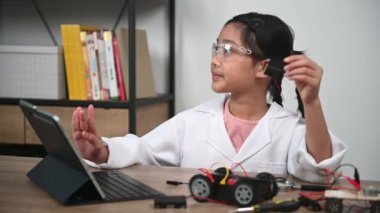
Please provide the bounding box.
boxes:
[30,0,57,45]
[112,0,129,33]
[128,0,136,134]
[168,0,175,117]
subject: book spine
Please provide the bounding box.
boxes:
[86,33,101,101]
[112,36,127,101]
[80,31,93,100]
[103,31,119,100]
[96,30,110,100]
[60,25,88,100]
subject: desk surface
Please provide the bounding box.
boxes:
[0,155,378,213]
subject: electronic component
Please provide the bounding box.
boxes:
[265,58,285,78]
[298,195,322,211]
[325,189,380,213]
[364,186,380,197]
[154,195,187,208]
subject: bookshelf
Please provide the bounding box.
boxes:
[0,0,175,156]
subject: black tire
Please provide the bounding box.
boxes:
[371,201,380,213]
[325,198,343,213]
[256,172,278,199]
[233,181,254,206]
[189,174,213,202]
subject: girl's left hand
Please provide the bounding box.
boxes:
[283,54,323,105]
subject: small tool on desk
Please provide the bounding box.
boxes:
[228,200,300,213]
[277,179,329,191]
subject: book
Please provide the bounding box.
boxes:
[103,31,119,100]
[115,28,156,99]
[112,36,127,101]
[61,24,96,100]
[85,33,101,100]
[95,30,110,100]
[80,31,92,100]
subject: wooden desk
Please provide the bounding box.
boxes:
[0,155,378,213]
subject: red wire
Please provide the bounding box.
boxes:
[230,162,248,176]
[199,168,215,182]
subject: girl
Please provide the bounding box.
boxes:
[72,12,347,183]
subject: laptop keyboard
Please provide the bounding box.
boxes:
[93,170,165,201]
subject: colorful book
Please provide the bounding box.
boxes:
[112,36,127,101]
[80,31,92,100]
[60,24,96,100]
[95,30,110,100]
[85,33,101,101]
[103,31,119,100]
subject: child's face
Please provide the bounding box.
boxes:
[211,23,265,95]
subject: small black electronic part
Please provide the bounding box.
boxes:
[166,180,188,186]
[154,195,187,208]
[265,58,285,78]
[298,195,322,211]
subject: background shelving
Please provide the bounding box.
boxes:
[0,0,175,156]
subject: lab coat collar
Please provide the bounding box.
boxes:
[194,94,293,119]
[195,94,294,163]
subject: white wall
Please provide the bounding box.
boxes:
[176,0,380,180]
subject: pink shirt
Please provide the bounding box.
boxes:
[224,98,259,153]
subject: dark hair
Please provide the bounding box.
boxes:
[225,12,304,117]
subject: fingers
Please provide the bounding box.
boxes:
[72,130,83,141]
[72,107,81,132]
[87,105,99,136]
[79,131,108,164]
[81,131,100,145]
[72,105,99,138]
[284,55,320,73]
[79,107,88,132]
[284,54,323,84]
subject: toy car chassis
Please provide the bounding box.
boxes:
[189,168,278,207]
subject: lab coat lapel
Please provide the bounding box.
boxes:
[206,111,237,161]
[234,114,271,163]
[233,103,290,163]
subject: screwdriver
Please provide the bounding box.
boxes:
[277,180,329,191]
[229,200,300,213]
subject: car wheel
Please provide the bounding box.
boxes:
[371,201,380,213]
[325,198,343,213]
[189,174,213,202]
[233,182,254,206]
[256,172,278,199]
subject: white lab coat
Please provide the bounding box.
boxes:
[100,95,347,183]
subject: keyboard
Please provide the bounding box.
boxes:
[92,170,165,201]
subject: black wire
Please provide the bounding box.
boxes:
[166,180,188,186]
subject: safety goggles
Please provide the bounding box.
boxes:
[212,43,252,60]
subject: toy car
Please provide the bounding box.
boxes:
[189,167,278,207]
[325,188,380,213]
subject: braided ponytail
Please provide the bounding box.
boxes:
[226,12,305,117]
[270,77,283,107]
[292,50,305,118]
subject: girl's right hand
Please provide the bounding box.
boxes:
[71,105,109,164]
